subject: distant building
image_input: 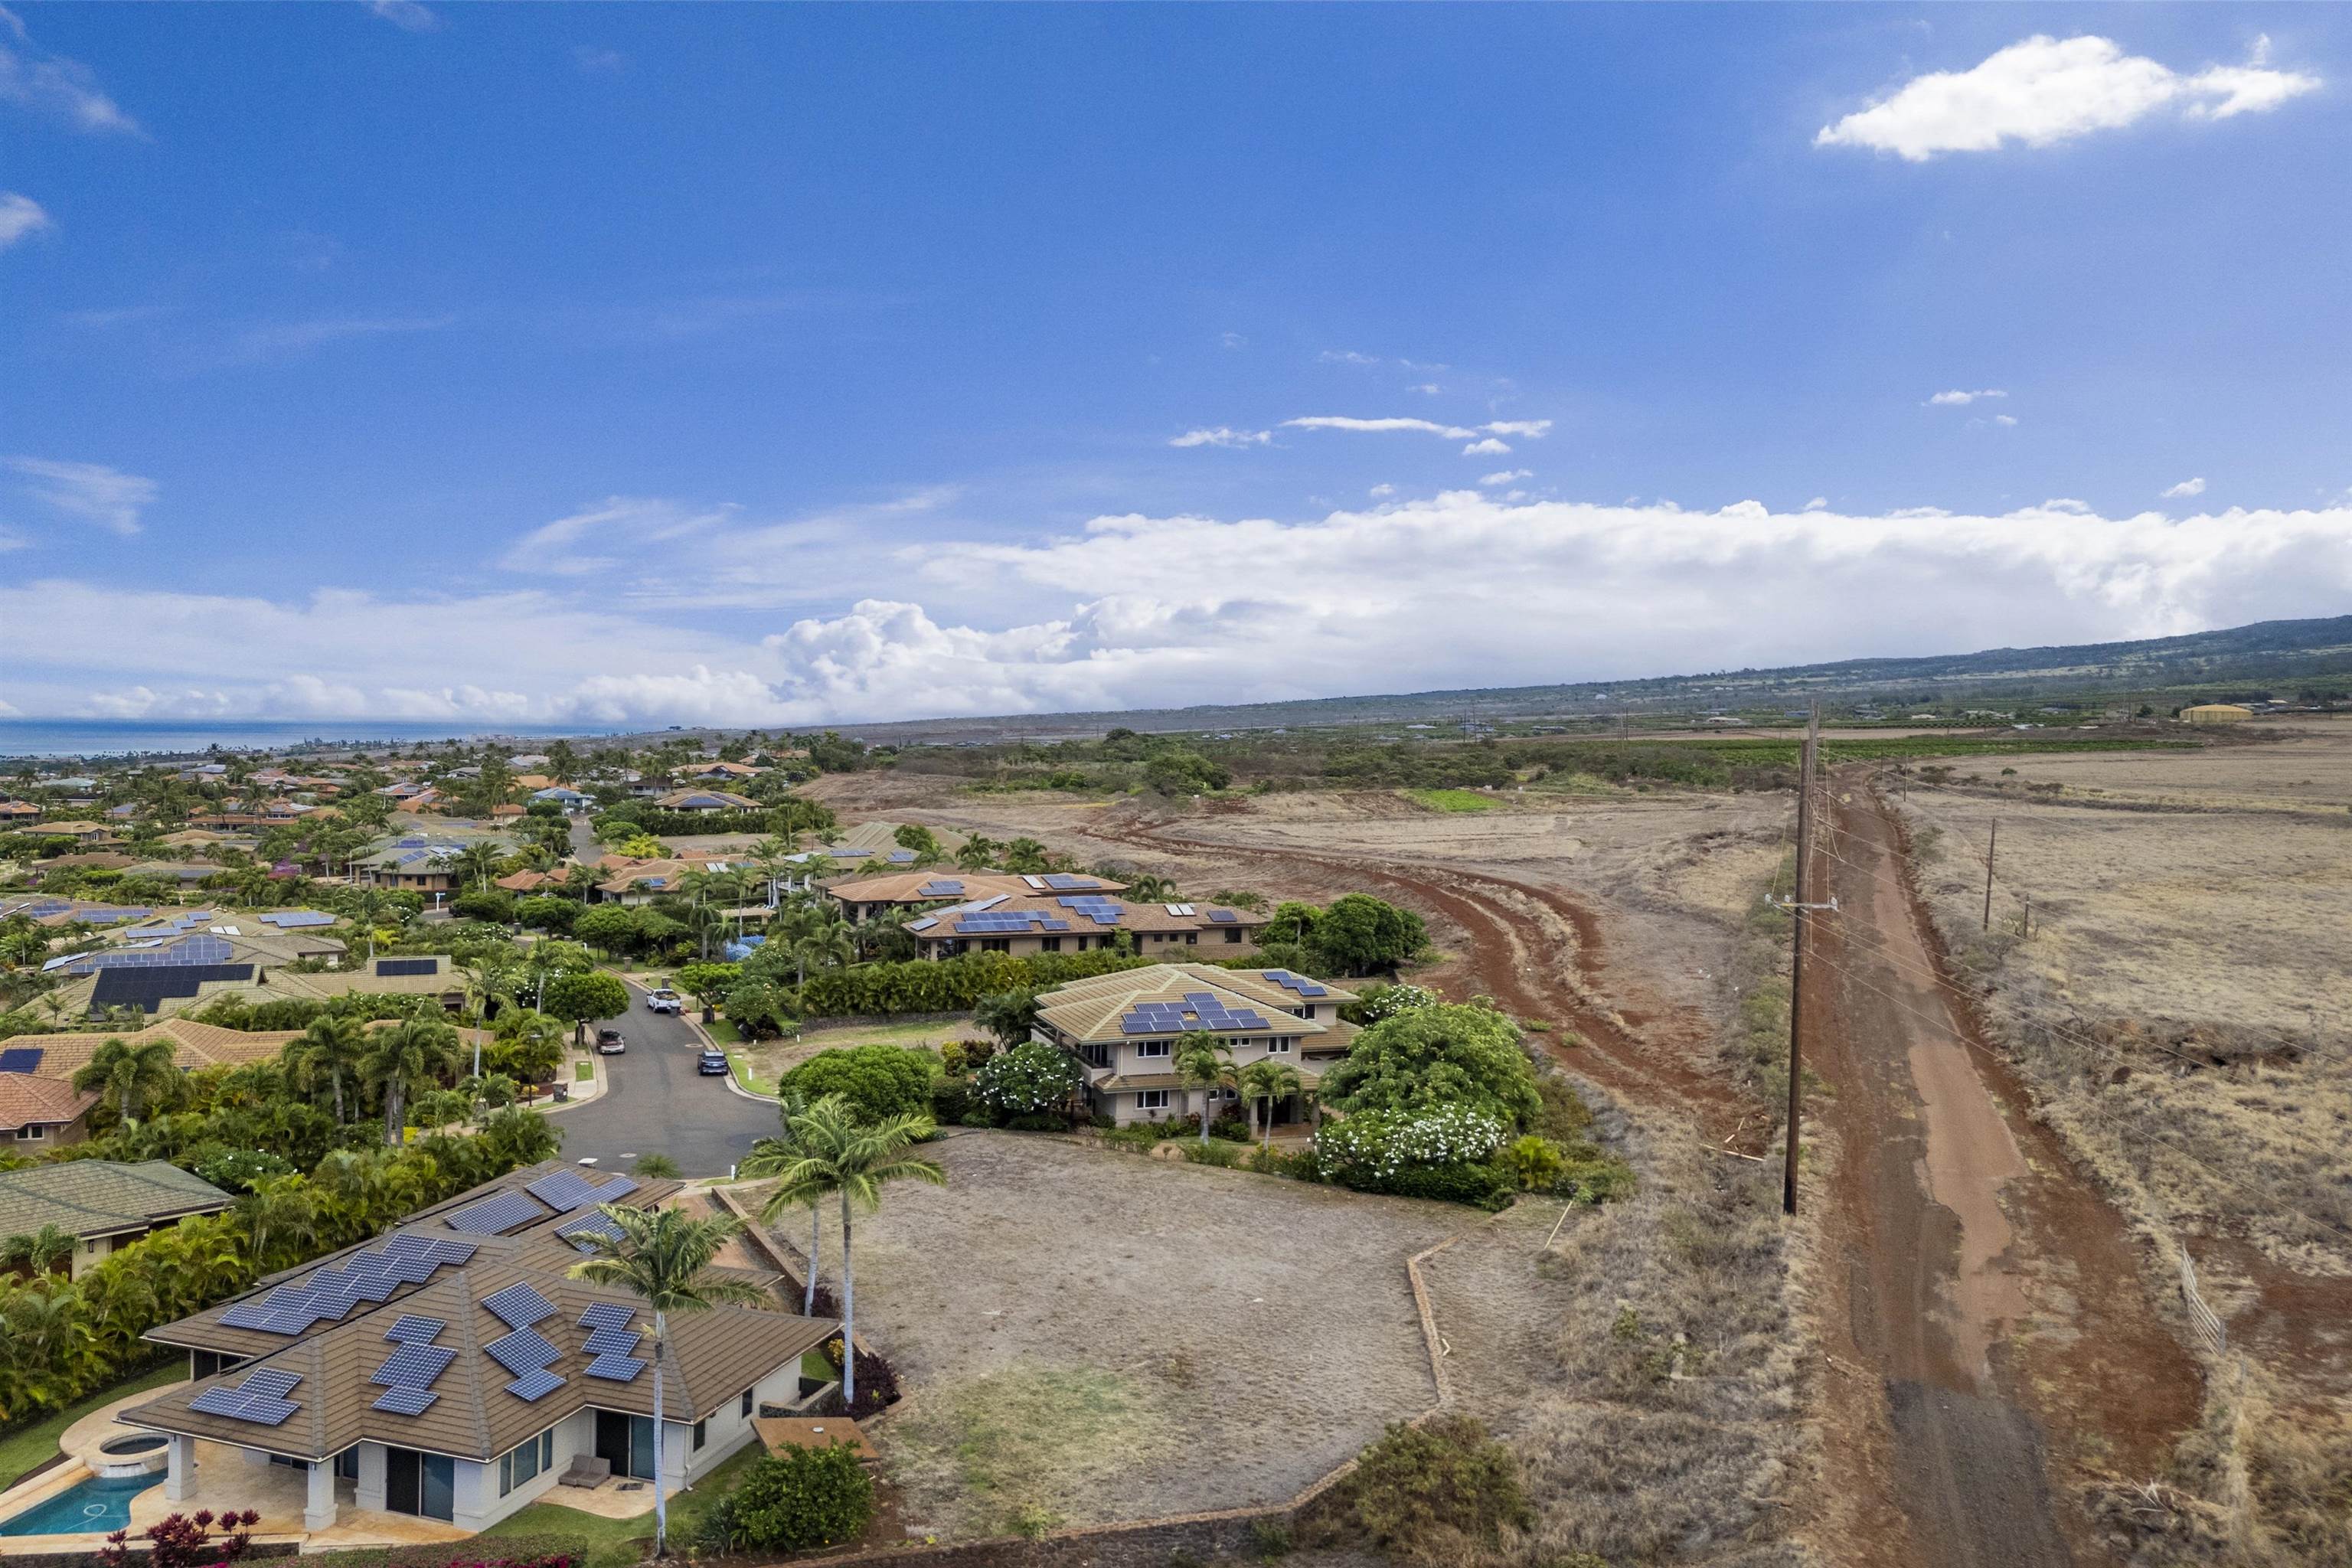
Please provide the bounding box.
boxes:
[905,893,1265,960]
[0,1160,233,1277]
[2180,704,2252,725]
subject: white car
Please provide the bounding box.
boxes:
[645,988,684,1014]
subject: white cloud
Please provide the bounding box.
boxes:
[1462,437,1511,456]
[1285,416,1478,439]
[1168,426,1271,449]
[572,45,626,74]
[363,0,442,32]
[1482,420,1553,438]
[1219,331,1247,351]
[1929,388,2006,406]
[0,190,50,249]
[2162,476,2207,498]
[1818,35,2320,161]
[1409,383,1441,395]
[500,496,738,576]
[5,456,155,534]
[0,8,139,134]
[1368,483,1396,498]
[226,313,456,365]
[1478,469,1533,486]
[1318,350,1380,366]
[1802,496,1829,511]
[1991,414,2020,427]
[11,495,2352,727]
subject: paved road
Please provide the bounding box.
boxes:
[567,815,602,866]
[550,991,779,1176]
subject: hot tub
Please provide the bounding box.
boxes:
[92,1433,168,1478]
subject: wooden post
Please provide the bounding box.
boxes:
[1784,704,1818,1217]
[1981,817,1998,932]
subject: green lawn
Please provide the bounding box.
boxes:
[703,1018,743,1044]
[574,1060,595,1081]
[727,1050,776,1097]
[1403,787,1498,812]
[479,1442,763,1568]
[0,1360,185,1491]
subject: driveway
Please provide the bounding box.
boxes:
[552,989,779,1175]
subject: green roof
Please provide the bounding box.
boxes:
[0,1160,234,1242]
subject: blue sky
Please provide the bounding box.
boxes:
[3,3,2348,725]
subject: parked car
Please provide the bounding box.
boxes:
[645,988,684,1014]
[697,1049,730,1076]
[596,1028,626,1055]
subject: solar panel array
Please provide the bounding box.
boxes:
[829,848,872,858]
[556,1210,625,1250]
[375,957,442,978]
[887,850,916,863]
[1056,896,1126,926]
[952,910,1072,934]
[0,1047,42,1074]
[219,1234,479,1334]
[916,880,965,897]
[1207,910,1240,924]
[1261,969,1329,998]
[447,1191,549,1235]
[1042,874,1098,890]
[260,910,335,929]
[525,1169,635,1214]
[483,1282,558,1329]
[189,1367,302,1428]
[91,963,254,1014]
[55,934,236,973]
[1119,991,1273,1036]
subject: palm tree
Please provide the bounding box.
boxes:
[72,1037,179,1122]
[459,954,520,1076]
[453,841,505,893]
[351,886,390,963]
[1235,1059,1304,1148]
[523,938,590,1010]
[361,1017,462,1148]
[567,1204,766,1558]
[0,1224,77,1277]
[283,1014,368,1124]
[739,1091,822,1314]
[1171,1031,1235,1144]
[235,1174,320,1271]
[752,1096,945,1410]
[1124,873,1180,903]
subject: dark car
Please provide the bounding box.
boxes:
[697,1048,730,1076]
[596,1028,626,1055]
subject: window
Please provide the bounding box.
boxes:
[1080,1042,1109,1069]
[692,1420,707,1452]
[741,1388,755,1419]
[1267,1038,1292,1054]
[1135,1040,1169,1059]
[500,1427,553,1495]
[982,938,1011,953]
[1135,1089,1170,1111]
[1224,928,1244,943]
[1039,936,1062,952]
[14,1125,43,1141]
[1183,932,1197,945]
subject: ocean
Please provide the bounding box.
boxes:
[0,720,614,761]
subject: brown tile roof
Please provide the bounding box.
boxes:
[655,788,761,812]
[0,1018,305,1081]
[0,1073,100,1132]
[825,871,1125,907]
[910,894,1266,942]
[1035,963,1342,1044]
[0,1159,231,1240]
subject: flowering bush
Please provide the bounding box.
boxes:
[1317,1104,1505,1184]
[1353,982,1439,1022]
[100,1510,261,1568]
[972,1041,1083,1116]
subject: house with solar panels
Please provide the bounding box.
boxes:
[122,1161,837,1535]
[823,870,1127,923]
[1029,964,1362,1128]
[653,787,761,814]
[904,890,1268,961]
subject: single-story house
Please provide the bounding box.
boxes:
[669,761,766,782]
[124,1163,837,1534]
[0,1159,234,1276]
[0,1073,103,1150]
[653,788,760,814]
[825,871,1125,923]
[0,1018,307,1083]
[21,821,116,845]
[905,893,1267,961]
[528,786,593,813]
[1030,963,1361,1127]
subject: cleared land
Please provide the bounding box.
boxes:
[735,1131,1466,1538]
[724,1015,973,1096]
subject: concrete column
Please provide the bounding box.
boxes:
[165,1435,198,1501]
[304,1461,338,1532]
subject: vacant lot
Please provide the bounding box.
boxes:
[727,1015,972,1095]
[734,1131,1465,1537]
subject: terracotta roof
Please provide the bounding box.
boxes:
[0,1073,100,1132]
[0,1018,305,1080]
[0,1159,231,1240]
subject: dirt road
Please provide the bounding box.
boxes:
[1805,776,2200,1568]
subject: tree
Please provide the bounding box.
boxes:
[740,1091,823,1315]
[517,896,578,934]
[632,1153,681,1179]
[361,1016,462,1147]
[779,1046,939,1124]
[1307,893,1426,976]
[969,1041,1080,1122]
[784,906,854,987]
[1171,1031,1235,1142]
[1001,837,1050,874]
[1236,1058,1304,1147]
[574,904,647,958]
[282,1014,367,1124]
[0,1223,77,1276]
[452,841,505,893]
[971,987,1040,1048]
[724,976,799,1040]
[544,971,631,1046]
[1320,1004,1540,1129]
[234,1174,320,1271]
[753,1096,945,1410]
[675,962,741,1024]
[487,1010,565,1093]
[567,1204,766,1558]
[1122,873,1180,903]
[73,1037,179,1122]
[890,824,941,864]
[523,939,593,1010]
[459,953,521,1071]
[953,834,1001,872]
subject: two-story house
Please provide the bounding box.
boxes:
[906,893,1268,960]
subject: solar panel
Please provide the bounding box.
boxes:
[887,850,916,863]
[375,958,440,978]
[387,1234,479,1268]
[585,1354,648,1383]
[485,1327,561,1375]
[482,1282,559,1329]
[190,1368,303,1427]
[916,880,963,897]
[1262,969,1328,996]
[371,1386,439,1416]
[577,1302,636,1331]
[525,1170,600,1213]
[240,1368,302,1399]
[505,1367,567,1403]
[582,1327,643,1357]
[218,1298,280,1331]
[385,1315,446,1344]
[590,1174,637,1202]
[90,962,253,1014]
[371,1344,457,1387]
[557,1211,624,1248]
[260,910,335,928]
[449,1191,549,1236]
[0,1047,41,1073]
[1207,910,1240,924]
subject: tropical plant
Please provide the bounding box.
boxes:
[567,1204,766,1558]
[632,1152,681,1179]
[452,841,506,893]
[778,1046,938,1124]
[1235,1058,1304,1148]
[234,1174,321,1271]
[73,1036,181,1122]
[521,939,593,1010]
[971,987,1040,1048]
[281,1014,368,1125]
[969,1041,1081,1120]
[699,1441,874,1553]
[752,1096,945,1410]
[543,971,630,1045]
[1171,1030,1236,1144]
[361,1016,462,1147]
[1122,873,1180,903]
[0,1223,77,1276]
[675,962,740,1024]
[739,1090,822,1315]
[1320,1004,1540,1129]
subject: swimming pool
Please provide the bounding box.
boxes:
[0,1472,155,1536]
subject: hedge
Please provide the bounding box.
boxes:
[799,951,1157,1017]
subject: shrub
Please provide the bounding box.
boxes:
[1321,1003,1541,1128]
[1307,893,1427,975]
[1341,1416,1530,1565]
[699,1442,873,1553]
[798,950,1156,1018]
[779,1044,939,1122]
[1315,1106,1512,1208]
[100,1509,263,1568]
[1500,1134,1564,1191]
[972,1040,1083,1116]
[827,1335,901,1417]
[449,890,514,924]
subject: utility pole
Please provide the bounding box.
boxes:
[1775,703,1834,1217]
[1981,817,1998,932]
